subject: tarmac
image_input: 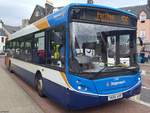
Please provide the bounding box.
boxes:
[0,57,44,113]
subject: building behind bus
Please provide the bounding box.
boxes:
[121,0,150,62]
[0,20,20,54]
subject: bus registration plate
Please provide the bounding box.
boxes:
[108,93,123,101]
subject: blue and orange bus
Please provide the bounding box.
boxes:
[5,3,141,109]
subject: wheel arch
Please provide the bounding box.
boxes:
[34,70,43,87]
[34,70,45,97]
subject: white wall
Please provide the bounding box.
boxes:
[0,22,2,29]
[0,36,7,53]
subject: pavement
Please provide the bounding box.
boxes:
[139,63,150,106]
[141,88,150,104]
[0,55,150,113]
[0,56,44,113]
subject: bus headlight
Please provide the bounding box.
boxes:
[76,80,88,91]
[77,85,88,91]
[138,77,141,81]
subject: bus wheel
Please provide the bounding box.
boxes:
[35,74,45,97]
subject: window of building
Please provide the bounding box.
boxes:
[139,30,145,41]
[139,11,147,23]
[144,44,150,52]
[35,10,40,17]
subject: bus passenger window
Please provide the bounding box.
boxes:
[33,31,46,64]
[24,38,32,62]
[48,26,65,69]
[19,41,25,60]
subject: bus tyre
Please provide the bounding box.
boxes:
[35,74,45,97]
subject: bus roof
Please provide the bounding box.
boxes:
[10,3,136,41]
[68,3,136,17]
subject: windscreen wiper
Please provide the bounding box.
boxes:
[90,65,137,79]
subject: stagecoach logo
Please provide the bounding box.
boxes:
[106,80,126,87]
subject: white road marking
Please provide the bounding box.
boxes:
[141,70,146,76]
[133,100,150,107]
[142,86,150,90]
[130,86,150,107]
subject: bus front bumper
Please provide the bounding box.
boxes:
[66,81,141,109]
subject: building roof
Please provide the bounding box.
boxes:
[0,20,20,37]
[4,24,20,34]
[29,5,46,24]
[121,5,150,19]
[36,5,45,14]
[29,4,58,24]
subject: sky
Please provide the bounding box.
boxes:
[0,0,147,26]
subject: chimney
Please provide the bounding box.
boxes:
[45,3,54,15]
[22,19,29,28]
[87,0,94,4]
[0,19,3,29]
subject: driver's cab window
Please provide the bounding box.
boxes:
[107,36,116,66]
[47,26,65,69]
[106,32,131,67]
[119,34,130,66]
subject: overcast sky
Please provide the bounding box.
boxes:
[0,0,147,26]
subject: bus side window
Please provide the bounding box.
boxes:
[24,37,32,62]
[47,26,65,69]
[33,31,46,64]
[20,40,25,60]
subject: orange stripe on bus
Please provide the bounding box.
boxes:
[34,18,49,30]
[60,72,71,88]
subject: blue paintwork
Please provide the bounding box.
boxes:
[68,74,98,94]
[68,73,141,95]
[43,77,70,108]
[94,73,141,95]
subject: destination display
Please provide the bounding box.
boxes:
[96,12,129,25]
[71,8,137,27]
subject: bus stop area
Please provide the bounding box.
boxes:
[0,55,150,113]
